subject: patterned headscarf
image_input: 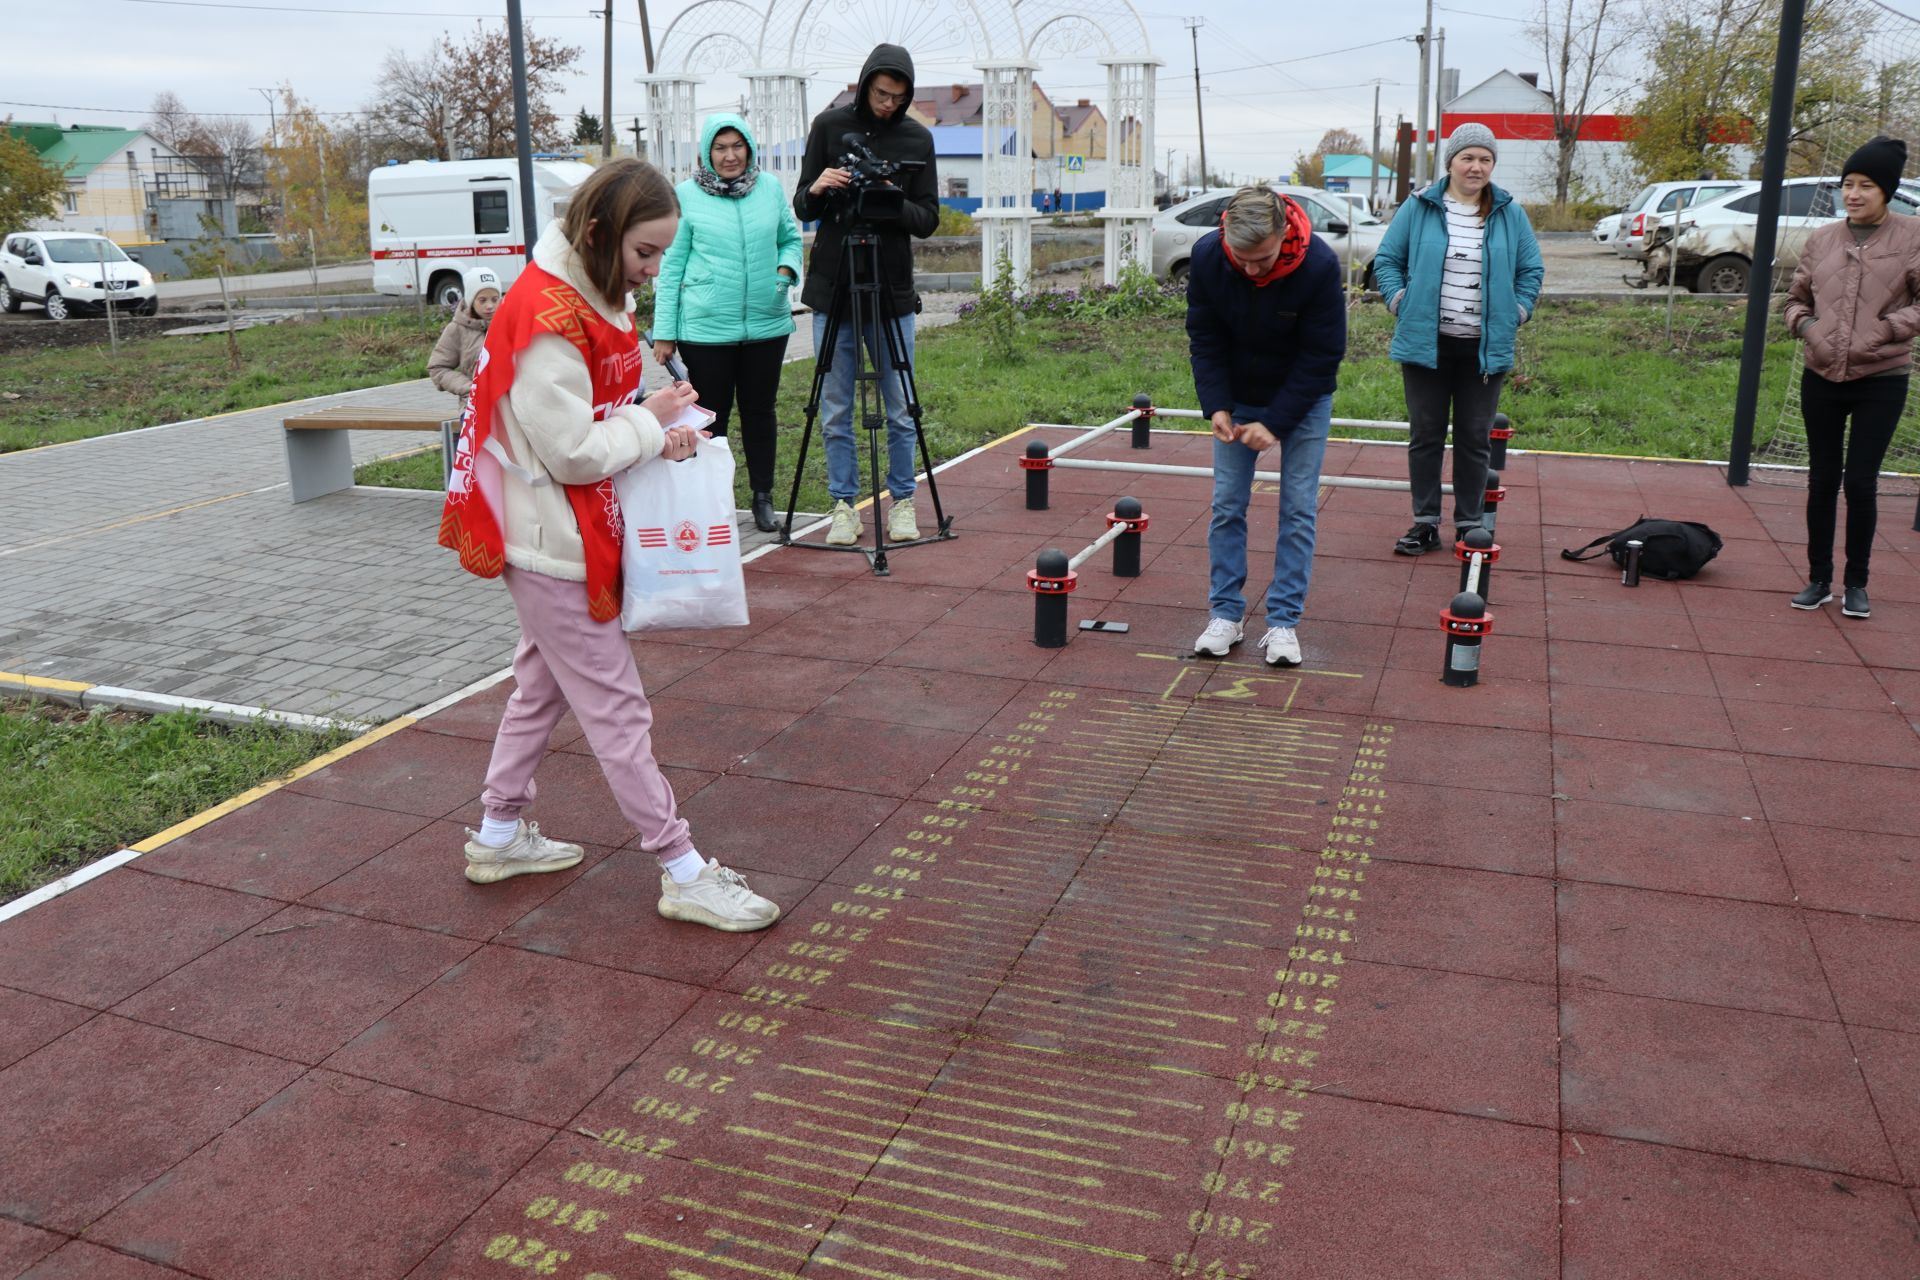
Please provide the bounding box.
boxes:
[693,128,760,199]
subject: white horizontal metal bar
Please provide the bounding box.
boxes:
[1052,456,1446,493]
[1067,521,1127,571]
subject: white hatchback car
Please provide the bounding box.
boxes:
[1616,179,1752,259]
[0,231,159,320]
[1152,186,1386,286]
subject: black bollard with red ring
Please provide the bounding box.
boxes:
[1021,439,1052,510]
[1489,412,1514,470]
[1029,548,1077,648]
[1131,392,1154,449]
[1481,469,1507,535]
[1108,496,1149,577]
[1454,527,1500,605]
[1440,590,1494,687]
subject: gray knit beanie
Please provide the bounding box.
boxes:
[1444,122,1498,168]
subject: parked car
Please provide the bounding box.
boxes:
[1639,176,1920,294]
[0,231,158,320]
[1592,210,1624,244]
[1152,185,1386,285]
[1615,179,1753,259]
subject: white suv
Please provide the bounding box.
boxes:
[0,231,159,320]
[1647,177,1920,294]
[1616,179,1751,259]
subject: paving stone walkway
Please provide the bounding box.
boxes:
[1,431,1917,1278]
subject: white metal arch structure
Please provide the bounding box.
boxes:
[646,0,763,185]
[974,58,1040,291]
[1014,0,1158,285]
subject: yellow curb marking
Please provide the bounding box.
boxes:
[130,714,417,852]
[0,671,94,696]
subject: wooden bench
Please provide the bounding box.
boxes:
[282,406,460,503]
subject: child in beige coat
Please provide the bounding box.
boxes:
[427,266,503,398]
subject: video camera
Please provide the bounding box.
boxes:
[834,132,926,223]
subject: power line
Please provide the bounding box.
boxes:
[103,0,641,23]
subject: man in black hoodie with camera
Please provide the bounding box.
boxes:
[793,43,940,547]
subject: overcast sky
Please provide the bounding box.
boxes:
[7,0,1611,183]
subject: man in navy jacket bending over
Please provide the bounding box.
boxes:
[1187,186,1348,667]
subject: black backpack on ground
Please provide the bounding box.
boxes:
[1560,517,1724,580]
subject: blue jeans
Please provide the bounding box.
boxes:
[814,310,918,501]
[1208,396,1333,629]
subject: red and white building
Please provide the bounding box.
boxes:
[1438,69,1752,205]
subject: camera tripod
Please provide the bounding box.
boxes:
[779,226,954,576]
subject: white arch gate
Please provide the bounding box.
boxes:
[645,0,1156,290]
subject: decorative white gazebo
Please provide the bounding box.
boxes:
[644,0,1157,289]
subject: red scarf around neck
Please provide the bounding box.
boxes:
[1220,194,1314,285]
[439,261,642,623]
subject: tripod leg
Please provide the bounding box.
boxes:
[848,261,890,572]
[781,291,847,540]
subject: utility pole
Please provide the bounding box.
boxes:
[635,0,656,73]
[251,87,279,232]
[1413,0,1432,188]
[601,5,614,159]
[506,0,538,260]
[1369,80,1384,213]
[1433,26,1446,177]
[1186,18,1208,189]
[630,118,645,161]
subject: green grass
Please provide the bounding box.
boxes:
[0,309,442,453]
[355,297,1808,509]
[0,699,354,902]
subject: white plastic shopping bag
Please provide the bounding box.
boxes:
[614,433,749,632]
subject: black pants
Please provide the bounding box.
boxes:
[1402,335,1507,529]
[678,336,787,493]
[1801,367,1907,588]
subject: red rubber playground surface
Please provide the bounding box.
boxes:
[2,427,1919,1279]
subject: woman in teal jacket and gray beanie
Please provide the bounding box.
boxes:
[1373,122,1543,555]
[652,113,804,531]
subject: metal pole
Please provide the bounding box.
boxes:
[506,0,540,262]
[635,0,656,74]
[308,227,323,319]
[1433,27,1446,177]
[1187,18,1208,188]
[1370,82,1382,214]
[97,239,118,353]
[1727,0,1807,487]
[1053,456,1447,493]
[1414,1,1432,188]
[601,4,615,160]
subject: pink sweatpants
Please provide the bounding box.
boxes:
[481,566,694,861]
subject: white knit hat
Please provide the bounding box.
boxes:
[462,265,503,299]
[1444,122,1498,168]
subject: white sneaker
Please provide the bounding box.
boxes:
[1257,625,1302,667]
[887,497,919,541]
[825,500,859,546]
[1193,617,1243,656]
[657,858,781,932]
[463,821,584,884]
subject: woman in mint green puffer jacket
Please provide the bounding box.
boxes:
[652,113,805,530]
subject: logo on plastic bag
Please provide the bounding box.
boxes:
[674,520,700,552]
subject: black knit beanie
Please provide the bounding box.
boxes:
[1843,135,1907,202]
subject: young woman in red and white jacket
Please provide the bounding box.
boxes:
[440,158,778,932]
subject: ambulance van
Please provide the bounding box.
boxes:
[368,157,594,308]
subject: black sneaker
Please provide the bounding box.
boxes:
[1789,581,1832,610]
[1394,524,1441,555]
[1842,586,1870,619]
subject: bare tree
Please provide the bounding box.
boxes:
[371,43,455,160]
[196,116,262,198]
[145,90,206,153]
[1533,0,1634,205]
[366,23,580,160]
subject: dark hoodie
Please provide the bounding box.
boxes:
[792,43,940,317]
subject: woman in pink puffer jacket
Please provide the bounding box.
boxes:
[1781,135,1920,621]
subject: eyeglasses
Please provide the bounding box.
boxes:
[869,87,911,106]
